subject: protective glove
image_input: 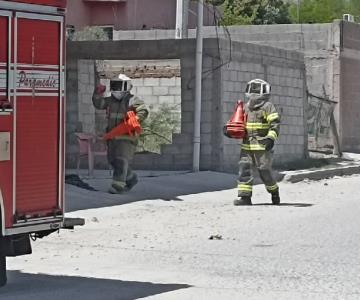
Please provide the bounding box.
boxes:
[95,84,106,95]
[259,138,274,151]
[223,125,231,138]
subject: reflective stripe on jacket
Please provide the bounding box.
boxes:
[242,101,280,151]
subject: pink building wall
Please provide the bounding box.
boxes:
[126,0,177,30]
[66,0,216,31]
[66,0,91,30]
[88,2,128,29]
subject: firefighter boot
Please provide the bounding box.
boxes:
[233,196,252,206]
[108,181,126,194]
[125,174,138,192]
[271,191,281,205]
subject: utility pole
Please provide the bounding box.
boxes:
[175,0,189,39]
[193,0,203,172]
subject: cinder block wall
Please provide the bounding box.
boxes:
[77,60,182,134]
[66,39,306,172]
[133,40,306,172]
[219,44,306,172]
[78,60,96,133]
[114,23,339,151]
[114,24,332,51]
[340,21,360,152]
[132,77,181,109]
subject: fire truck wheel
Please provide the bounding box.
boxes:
[0,255,6,287]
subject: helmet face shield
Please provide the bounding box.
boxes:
[246,82,262,95]
[245,79,271,97]
[110,80,129,92]
[110,74,132,93]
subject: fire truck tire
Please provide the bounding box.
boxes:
[0,255,6,287]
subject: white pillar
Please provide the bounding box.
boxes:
[175,0,189,39]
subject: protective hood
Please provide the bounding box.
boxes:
[111,91,129,101]
[246,93,270,111]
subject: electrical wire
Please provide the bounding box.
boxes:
[186,2,233,89]
[207,4,233,72]
[202,1,233,68]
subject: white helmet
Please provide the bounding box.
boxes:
[245,78,271,98]
[110,74,133,100]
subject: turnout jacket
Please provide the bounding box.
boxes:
[92,91,149,142]
[242,101,280,151]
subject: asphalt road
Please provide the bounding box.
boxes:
[1,172,360,300]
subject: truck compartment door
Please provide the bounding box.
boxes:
[14,12,64,222]
[0,11,14,230]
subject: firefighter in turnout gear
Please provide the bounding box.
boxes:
[93,74,149,194]
[234,79,281,206]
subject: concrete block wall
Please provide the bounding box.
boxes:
[210,24,338,150]
[74,60,182,165]
[114,22,339,151]
[201,24,332,52]
[67,39,306,172]
[132,52,197,171]
[114,23,333,52]
[216,41,306,172]
[65,58,80,167]
[132,76,182,110]
[78,60,96,133]
[135,40,306,172]
[95,74,183,166]
[339,21,360,152]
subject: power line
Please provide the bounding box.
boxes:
[186,2,233,89]
[201,2,233,72]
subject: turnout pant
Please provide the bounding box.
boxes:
[107,139,137,188]
[238,150,279,197]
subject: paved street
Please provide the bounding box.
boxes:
[1,171,360,300]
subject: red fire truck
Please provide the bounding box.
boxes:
[0,0,83,286]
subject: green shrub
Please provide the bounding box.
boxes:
[71,26,109,41]
[137,104,181,154]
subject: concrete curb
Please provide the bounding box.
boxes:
[281,164,360,183]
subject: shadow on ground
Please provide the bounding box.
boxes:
[66,171,238,212]
[253,203,313,207]
[0,271,190,300]
[65,171,315,212]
